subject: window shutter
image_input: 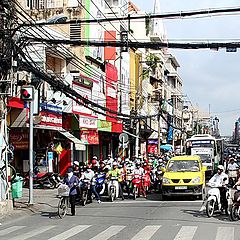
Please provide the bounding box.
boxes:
[70,23,81,40]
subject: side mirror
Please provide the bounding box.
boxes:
[161,167,166,173]
[202,166,207,172]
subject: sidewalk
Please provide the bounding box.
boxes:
[0,187,59,223]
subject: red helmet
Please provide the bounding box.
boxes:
[92,160,97,165]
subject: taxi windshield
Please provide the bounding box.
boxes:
[166,160,200,172]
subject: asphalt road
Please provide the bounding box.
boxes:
[0,193,239,240]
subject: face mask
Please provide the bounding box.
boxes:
[67,172,73,178]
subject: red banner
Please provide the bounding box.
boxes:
[105,63,122,133]
[147,145,158,154]
[39,111,62,128]
[80,130,99,145]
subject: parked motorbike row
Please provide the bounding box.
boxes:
[23,170,61,189]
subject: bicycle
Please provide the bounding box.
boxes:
[0,162,17,200]
[57,184,70,218]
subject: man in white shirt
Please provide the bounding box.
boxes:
[209,165,229,211]
[227,158,239,171]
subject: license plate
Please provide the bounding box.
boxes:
[175,186,187,190]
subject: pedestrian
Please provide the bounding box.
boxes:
[63,167,79,216]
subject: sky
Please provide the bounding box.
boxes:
[133,0,240,136]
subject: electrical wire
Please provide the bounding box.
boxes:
[19,6,240,26]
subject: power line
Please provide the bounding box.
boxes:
[24,37,240,50]
[19,6,240,27]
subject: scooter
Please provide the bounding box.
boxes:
[95,172,106,195]
[132,174,145,200]
[205,180,230,217]
[228,170,238,187]
[79,178,91,206]
[24,171,56,189]
[230,186,240,221]
[107,177,118,202]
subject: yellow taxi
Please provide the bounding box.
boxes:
[162,155,207,199]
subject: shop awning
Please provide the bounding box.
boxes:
[58,130,86,151]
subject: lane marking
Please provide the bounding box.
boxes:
[47,225,91,240]
[173,226,197,240]
[0,226,25,236]
[89,225,125,240]
[105,200,202,204]
[215,227,234,240]
[131,225,161,240]
[8,225,55,240]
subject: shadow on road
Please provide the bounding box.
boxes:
[182,208,234,223]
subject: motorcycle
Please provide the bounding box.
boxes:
[132,174,145,200]
[153,169,163,193]
[49,173,61,188]
[24,171,56,189]
[228,170,238,187]
[95,172,106,195]
[205,181,230,217]
[79,178,91,206]
[107,177,118,202]
[230,186,240,221]
[142,172,151,193]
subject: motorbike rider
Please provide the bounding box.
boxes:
[106,162,124,200]
[132,162,146,197]
[227,157,239,171]
[208,165,229,212]
[80,165,101,203]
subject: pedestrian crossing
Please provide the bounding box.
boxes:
[0,224,238,240]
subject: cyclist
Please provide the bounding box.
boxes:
[63,167,79,216]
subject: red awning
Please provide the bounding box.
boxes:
[7,97,24,109]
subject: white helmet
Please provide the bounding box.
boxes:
[217,165,224,171]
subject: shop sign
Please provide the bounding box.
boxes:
[148,139,158,145]
[10,132,29,150]
[39,111,62,128]
[79,117,97,129]
[40,103,62,114]
[97,120,111,132]
[148,145,158,154]
[80,130,99,145]
[72,82,92,116]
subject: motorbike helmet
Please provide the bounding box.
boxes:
[73,161,79,166]
[217,165,224,171]
[113,162,118,167]
[92,159,97,165]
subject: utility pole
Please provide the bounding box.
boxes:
[21,85,35,204]
[29,100,34,204]
[135,119,139,158]
[157,112,161,155]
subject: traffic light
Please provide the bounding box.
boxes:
[20,86,34,101]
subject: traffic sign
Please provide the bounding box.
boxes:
[20,85,34,101]
[119,133,129,143]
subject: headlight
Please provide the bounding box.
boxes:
[162,177,171,184]
[191,177,201,184]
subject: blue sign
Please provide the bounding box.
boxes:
[40,103,62,114]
